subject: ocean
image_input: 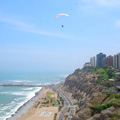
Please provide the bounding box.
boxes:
[0,71,68,120]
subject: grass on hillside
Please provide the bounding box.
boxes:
[82,68,115,83]
[110,112,120,120]
[89,93,120,113]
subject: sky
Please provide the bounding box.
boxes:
[0,0,120,72]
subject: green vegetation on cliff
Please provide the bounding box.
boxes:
[110,112,120,120]
[82,68,115,83]
[89,93,120,119]
[89,102,112,113]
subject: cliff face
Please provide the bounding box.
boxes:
[62,69,120,120]
[63,69,106,108]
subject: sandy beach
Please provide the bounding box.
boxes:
[6,87,43,120]
[16,88,58,120]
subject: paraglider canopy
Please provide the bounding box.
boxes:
[56,13,69,27]
[56,13,69,18]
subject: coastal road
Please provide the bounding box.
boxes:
[58,92,69,120]
[57,91,69,120]
[59,107,69,120]
[64,94,75,120]
[52,87,75,120]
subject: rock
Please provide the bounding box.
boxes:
[113,101,120,108]
[87,114,101,120]
[89,92,108,105]
[107,106,115,112]
[87,108,113,120]
[100,109,112,120]
[71,116,80,120]
[77,108,93,120]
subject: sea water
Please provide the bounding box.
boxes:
[0,86,41,120]
[0,71,68,85]
[0,71,68,120]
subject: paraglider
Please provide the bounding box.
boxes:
[56,13,69,18]
[56,13,69,27]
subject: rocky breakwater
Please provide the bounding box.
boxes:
[62,69,120,120]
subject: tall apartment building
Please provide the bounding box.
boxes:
[106,55,113,67]
[113,55,117,69]
[102,57,107,67]
[96,53,106,68]
[118,53,120,69]
[90,56,96,68]
[113,53,120,69]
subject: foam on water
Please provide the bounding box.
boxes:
[10,80,32,83]
[59,74,69,77]
[0,91,26,96]
[0,86,42,120]
[21,87,33,90]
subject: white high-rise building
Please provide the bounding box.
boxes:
[90,56,96,68]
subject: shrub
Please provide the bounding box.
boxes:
[89,103,112,113]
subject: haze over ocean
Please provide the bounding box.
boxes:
[0,71,69,85]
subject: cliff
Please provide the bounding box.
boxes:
[62,69,120,120]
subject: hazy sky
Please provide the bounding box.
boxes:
[0,0,120,72]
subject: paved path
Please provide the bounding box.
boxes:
[52,87,75,120]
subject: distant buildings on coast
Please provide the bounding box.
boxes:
[84,52,120,69]
[83,52,120,93]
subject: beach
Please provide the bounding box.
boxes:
[6,87,43,120]
[8,87,59,120]
[0,72,66,120]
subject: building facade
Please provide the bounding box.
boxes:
[118,53,120,69]
[113,53,120,69]
[106,55,113,67]
[90,56,96,68]
[84,62,92,69]
[96,53,106,68]
[113,55,117,69]
[102,57,107,67]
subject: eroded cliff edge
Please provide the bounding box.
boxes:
[61,69,120,120]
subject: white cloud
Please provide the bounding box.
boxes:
[0,14,76,39]
[22,29,75,39]
[0,14,31,28]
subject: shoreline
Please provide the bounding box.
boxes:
[17,87,59,120]
[6,87,44,120]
